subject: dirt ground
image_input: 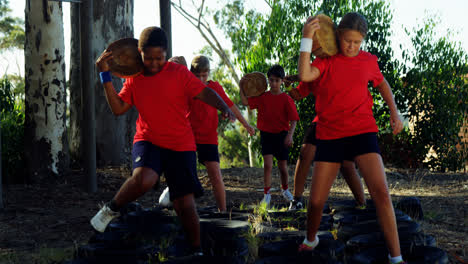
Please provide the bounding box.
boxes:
[0,166,466,263]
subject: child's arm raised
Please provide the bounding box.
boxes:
[195,87,236,122]
[230,105,255,136]
[96,50,132,116]
[298,17,321,82]
[376,78,403,135]
[239,84,249,106]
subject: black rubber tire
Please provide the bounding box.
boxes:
[333,209,411,229]
[200,219,250,257]
[258,236,345,261]
[255,255,344,264]
[163,255,246,264]
[199,211,251,221]
[329,199,375,213]
[337,220,421,242]
[75,243,158,263]
[347,245,448,264]
[256,230,334,244]
[88,231,141,249]
[269,213,332,231]
[396,197,424,220]
[346,231,436,254]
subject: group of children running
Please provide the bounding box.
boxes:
[90,12,406,264]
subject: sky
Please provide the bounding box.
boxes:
[1,0,468,78]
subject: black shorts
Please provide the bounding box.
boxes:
[314,133,381,163]
[260,130,289,161]
[196,144,220,164]
[132,141,204,201]
[302,122,318,145]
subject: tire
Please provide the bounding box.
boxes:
[337,220,420,242]
[396,197,424,220]
[256,230,333,245]
[255,255,344,264]
[199,211,251,221]
[88,231,141,249]
[163,255,246,264]
[346,231,437,254]
[269,213,332,231]
[347,245,448,264]
[200,219,250,257]
[76,243,158,263]
[333,209,411,229]
[329,199,374,213]
[258,236,345,261]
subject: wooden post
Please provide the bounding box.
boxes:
[159,0,172,58]
[80,0,97,192]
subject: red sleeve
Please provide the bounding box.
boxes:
[286,95,300,121]
[296,81,316,98]
[178,64,205,98]
[118,78,134,106]
[209,81,234,108]
[247,96,260,110]
[369,55,384,87]
[311,57,329,76]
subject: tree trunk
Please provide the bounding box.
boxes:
[24,0,69,180]
[68,1,136,167]
[92,1,136,166]
[69,2,81,167]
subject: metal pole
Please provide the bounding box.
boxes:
[159,0,172,58]
[80,0,97,192]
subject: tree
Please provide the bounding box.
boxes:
[171,0,257,167]
[0,0,24,51]
[24,0,69,180]
[216,0,400,163]
[68,1,136,166]
[400,16,468,171]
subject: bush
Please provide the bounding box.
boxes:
[1,76,25,183]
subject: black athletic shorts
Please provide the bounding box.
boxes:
[196,144,220,164]
[132,141,204,201]
[314,133,381,163]
[260,130,289,161]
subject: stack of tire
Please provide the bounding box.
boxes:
[331,199,449,264]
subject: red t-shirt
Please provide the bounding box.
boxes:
[248,91,299,133]
[189,81,234,145]
[118,61,205,151]
[311,50,384,140]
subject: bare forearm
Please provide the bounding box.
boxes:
[239,86,249,106]
[288,120,297,136]
[230,105,249,127]
[103,82,130,115]
[377,79,399,113]
[196,87,231,113]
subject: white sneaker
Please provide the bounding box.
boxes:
[158,187,172,207]
[90,205,120,232]
[281,189,294,202]
[261,193,271,206]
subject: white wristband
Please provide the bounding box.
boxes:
[299,38,313,53]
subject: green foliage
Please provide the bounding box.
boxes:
[1,76,24,183]
[219,128,250,168]
[216,0,399,164]
[0,0,25,50]
[400,17,468,171]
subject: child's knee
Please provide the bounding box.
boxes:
[134,170,158,191]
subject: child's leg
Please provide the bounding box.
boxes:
[293,143,316,197]
[263,154,273,191]
[306,161,341,241]
[113,167,159,207]
[340,161,366,206]
[354,153,401,257]
[204,161,226,212]
[278,159,289,189]
[172,193,201,249]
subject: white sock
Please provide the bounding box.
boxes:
[388,254,403,263]
[303,235,319,248]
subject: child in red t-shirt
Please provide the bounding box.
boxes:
[285,78,366,211]
[240,65,300,207]
[91,27,235,256]
[297,12,406,264]
[159,55,255,212]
